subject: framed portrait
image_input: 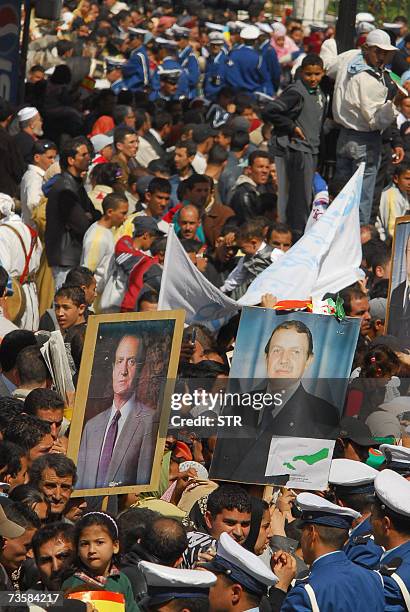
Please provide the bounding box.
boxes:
[386,216,410,347]
[67,310,185,497]
[209,307,360,488]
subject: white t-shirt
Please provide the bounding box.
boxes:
[81,222,115,294]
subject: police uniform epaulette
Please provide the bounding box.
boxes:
[352,533,373,545]
[380,557,403,576]
[294,570,310,584]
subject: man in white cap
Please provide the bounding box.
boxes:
[328,29,406,225]
[139,561,216,611]
[204,532,293,612]
[13,107,44,165]
[329,458,383,569]
[281,492,385,611]
[372,469,410,610]
[225,25,266,95]
[204,32,228,101]
[380,443,410,479]
[89,134,114,171]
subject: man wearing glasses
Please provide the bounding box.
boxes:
[76,334,158,490]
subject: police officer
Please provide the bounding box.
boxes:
[139,561,216,611]
[172,24,200,99]
[380,444,410,478]
[151,37,188,101]
[204,32,227,101]
[120,27,150,92]
[281,492,385,612]
[96,56,127,93]
[329,458,383,569]
[205,532,289,612]
[149,68,185,103]
[256,22,280,96]
[225,25,265,96]
[373,469,410,611]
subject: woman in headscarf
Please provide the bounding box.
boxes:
[243,497,272,555]
[271,22,301,87]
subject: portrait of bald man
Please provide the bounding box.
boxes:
[76,334,158,490]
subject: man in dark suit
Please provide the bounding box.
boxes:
[388,234,410,345]
[211,320,340,484]
[76,334,158,490]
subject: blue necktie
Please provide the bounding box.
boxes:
[96,410,121,487]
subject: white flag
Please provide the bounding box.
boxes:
[239,164,365,306]
[158,226,239,330]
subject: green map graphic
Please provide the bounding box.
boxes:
[283,448,329,471]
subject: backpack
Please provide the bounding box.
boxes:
[99,254,128,313]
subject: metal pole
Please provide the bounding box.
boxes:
[336,0,358,54]
[19,0,33,105]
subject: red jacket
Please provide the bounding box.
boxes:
[114,236,159,312]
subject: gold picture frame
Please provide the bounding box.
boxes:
[385,215,410,339]
[67,309,185,497]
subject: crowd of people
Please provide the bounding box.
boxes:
[0,1,410,611]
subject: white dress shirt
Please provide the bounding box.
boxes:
[100,396,135,457]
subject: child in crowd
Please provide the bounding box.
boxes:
[81,193,129,298]
[54,285,87,336]
[378,162,410,239]
[267,53,326,237]
[62,512,138,611]
[220,220,283,300]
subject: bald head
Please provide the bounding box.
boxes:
[142,517,188,566]
[179,205,201,240]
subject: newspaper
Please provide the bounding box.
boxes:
[40,330,75,399]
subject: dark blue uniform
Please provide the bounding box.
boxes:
[259,39,280,96]
[178,46,200,99]
[344,517,383,570]
[120,45,150,92]
[281,551,384,612]
[225,44,264,95]
[150,57,188,101]
[379,541,410,612]
[204,49,227,100]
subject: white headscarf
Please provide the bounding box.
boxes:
[0,194,15,221]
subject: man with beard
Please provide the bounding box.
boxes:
[31,523,75,591]
[13,107,44,166]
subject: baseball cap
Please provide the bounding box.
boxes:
[192,124,218,143]
[369,297,386,321]
[0,504,25,539]
[132,216,163,236]
[365,29,397,51]
[90,134,113,154]
[338,416,375,446]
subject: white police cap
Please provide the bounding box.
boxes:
[329,458,378,493]
[241,25,261,40]
[155,37,178,48]
[209,31,225,44]
[172,24,190,37]
[128,27,148,37]
[297,492,361,529]
[139,561,216,605]
[205,532,277,595]
[256,22,273,35]
[380,444,410,475]
[374,468,410,516]
[356,12,375,24]
[206,22,225,32]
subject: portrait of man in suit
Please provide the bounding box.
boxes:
[210,320,340,484]
[76,333,158,490]
[388,232,410,344]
